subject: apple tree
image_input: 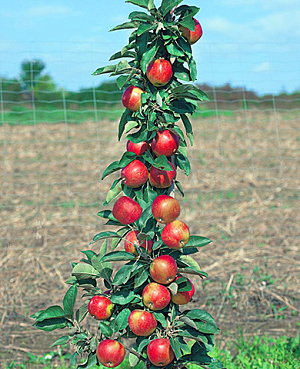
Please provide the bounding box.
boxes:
[31,1,224,368]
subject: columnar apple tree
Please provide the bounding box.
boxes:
[31,1,224,368]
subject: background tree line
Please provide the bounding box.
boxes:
[1,59,299,111]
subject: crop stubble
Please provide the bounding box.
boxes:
[0,110,299,360]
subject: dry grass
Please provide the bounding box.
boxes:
[0,110,299,361]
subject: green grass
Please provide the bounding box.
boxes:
[1,105,233,126]
[4,335,300,369]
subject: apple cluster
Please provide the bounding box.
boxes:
[89,193,195,367]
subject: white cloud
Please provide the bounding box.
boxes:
[252,62,271,73]
[26,6,71,18]
[224,0,299,9]
[204,9,300,43]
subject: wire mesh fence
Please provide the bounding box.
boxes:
[0,41,299,363]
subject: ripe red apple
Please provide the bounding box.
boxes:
[127,140,150,156]
[150,255,177,285]
[149,161,176,189]
[151,194,180,224]
[112,196,142,225]
[88,295,113,320]
[96,339,125,368]
[124,230,153,255]
[146,58,173,87]
[128,309,157,336]
[151,130,180,157]
[180,18,203,45]
[171,276,195,305]
[161,220,190,249]
[142,282,171,311]
[147,338,175,367]
[122,85,144,112]
[121,159,148,188]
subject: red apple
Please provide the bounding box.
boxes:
[121,159,148,188]
[150,255,177,285]
[151,130,180,157]
[112,196,142,225]
[127,140,150,156]
[161,220,190,249]
[151,194,180,224]
[149,161,176,189]
[122,85,144,112]
[128,309,157,336]
[171,276,195,305]
[124,230,153,255]
[142,282,171,311]
[88,295,113,320]
[96,339,125,368]
[147,338,175,367]
[180,18,203,45]
[146,58,173,87]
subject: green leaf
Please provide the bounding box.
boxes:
[170,336,182,360]
[181,341,223,367]
[70,352,78,366]
[166,42,185,57]
[118,109,133,140]
[125,121,139,134]
[137,23,157,36]
[185,235,213,248]
[181,114,193,145]
[111,60,133,76]
[91,258,113,282]
[178,16,195,30]
[63,285,77,317]
[78,353,98,369]
[110,21,139,32]
[50,335,70,347]
[126,0,149,9]
[161,0,183,16]
[110,290,137,305]
[99,239,108,259]
[183,310,219,334]
[129,11,155,22]
[104,181,123,206]
[81,250,97,261]
[153,155,173,171]
[134,268,149,288]
[141,42,159,73]
[110,50,136,61]
[33,318,68,332]
[118,151,137,167]
[101,251,137,262]
[72,263,100,280]
[175,180,184,197]
[175,152,191,176]
[153,311,168,328]
[189,58,197,81]
[92,231,121,243]
[75,301,89,323]
[168,282,178,295]
[92,64,117,76]
[99,322,113,337]
[129,352,140,366]
[34,306,65,322]
[113,263,134,286]
[116,308,131,330]
[101,160,120,180]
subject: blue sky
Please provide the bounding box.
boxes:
[1,0,300,94]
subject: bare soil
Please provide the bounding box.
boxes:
[0,110,299,361]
